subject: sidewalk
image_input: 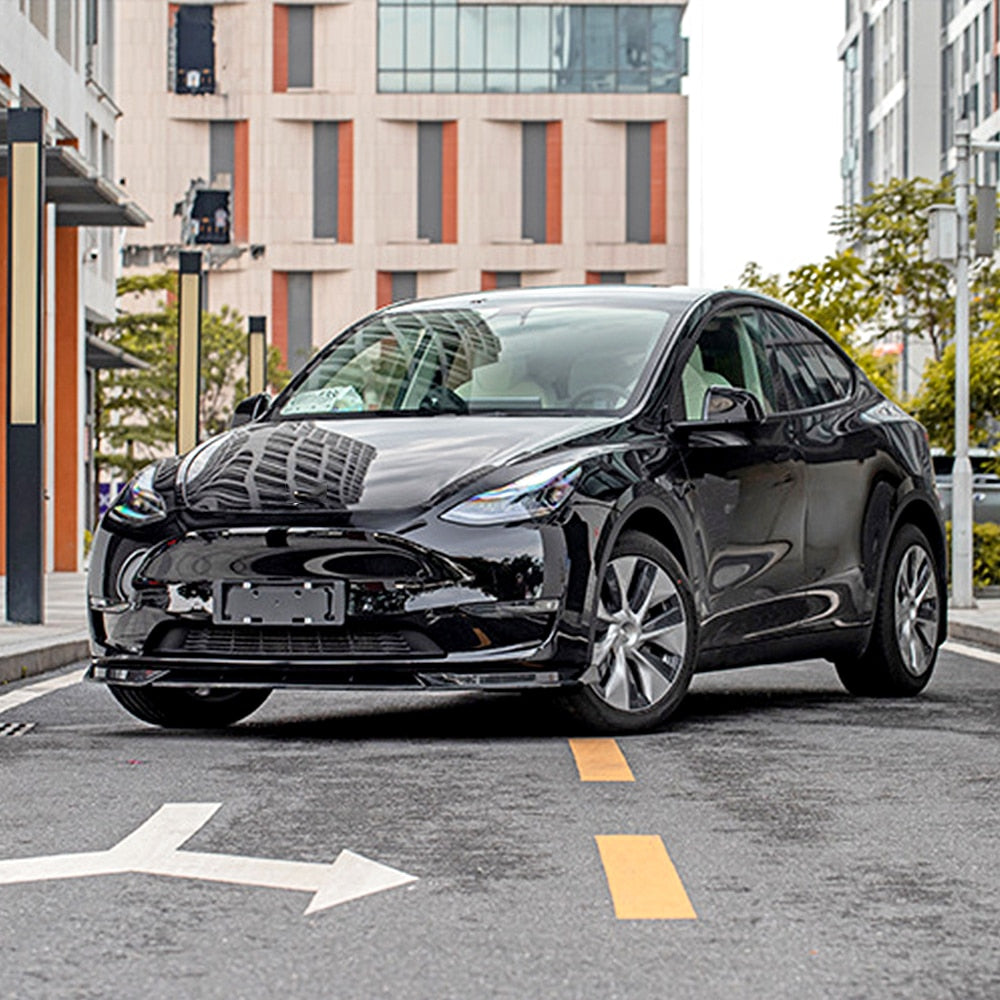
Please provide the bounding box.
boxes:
[0,575,996,688]
[0,574,89,685]
[948,596,1000,652]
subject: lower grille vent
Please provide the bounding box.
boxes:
[165,626,440,659]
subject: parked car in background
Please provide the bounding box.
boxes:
[932,450,1000,525]
[87,286,947,733]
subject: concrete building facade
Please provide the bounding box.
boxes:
[840,0,1000,203]
[116,0,689,368]
[0,0,148,575]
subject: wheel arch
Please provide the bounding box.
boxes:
[583,498,696,656]
[615,505,689,575]
[883,493,948,645]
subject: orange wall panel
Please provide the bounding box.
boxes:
[338,121,354,244]
[649,121,667,244]
[585,271,601,285]
[234,120,249,242]
[376,271,393,309]
[546,121,563,244]
[273,5,289,92]
[272,271,288,361]
[480,271,497,291]
[441,121,458,244]
[53,227,79,571]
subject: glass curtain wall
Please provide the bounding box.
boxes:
[378,2,687,94]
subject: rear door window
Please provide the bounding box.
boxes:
[761,311,855,410]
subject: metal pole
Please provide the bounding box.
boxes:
[5,108,46,624]
[952,122,975,608]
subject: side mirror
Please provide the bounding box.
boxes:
[231,392,271,428]
[702,386,764,424]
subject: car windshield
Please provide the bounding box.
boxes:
[277,301,676,418]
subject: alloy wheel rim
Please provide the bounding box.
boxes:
[893,544,939,677]
[589,555,688,712]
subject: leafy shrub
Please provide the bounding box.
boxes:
[945,521,1000,588]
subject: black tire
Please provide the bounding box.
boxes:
[108,685,271,729]
[836,523,942,697]
[559,531,697,734]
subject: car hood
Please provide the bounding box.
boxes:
[178,415,622,515]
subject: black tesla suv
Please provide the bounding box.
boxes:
[88,286,946,732]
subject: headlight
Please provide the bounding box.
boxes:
[441,462,581,526]
[109,464,167,525]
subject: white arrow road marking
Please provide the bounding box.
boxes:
[0,803,418,915]
[0,668,85,716]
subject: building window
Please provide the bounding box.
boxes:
[377,271,417,308]
[209,120,249,241]
[377,3,686,95]
[942,44,955,156]
[192,190,231,244]
[482,271,521,290]
[274,4,314,91]
[521,122,561,244]
[172,5,215,94]
[274,272,314,370]
[28,0,47,36]
[55,0,75,63]
[417,122,457,243]
[313,121,353,241]
[586,272,626,284]
[625,121,666,244]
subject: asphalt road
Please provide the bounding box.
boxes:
[1,646,998,1000]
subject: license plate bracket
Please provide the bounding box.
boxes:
[214,581,346,626]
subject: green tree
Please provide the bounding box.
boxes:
[908,320,1000,453]
[831,176,957,360]
[94,271,290,484]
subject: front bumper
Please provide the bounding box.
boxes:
[89,516,598,690]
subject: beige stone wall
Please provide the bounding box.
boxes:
[117,0,689,355]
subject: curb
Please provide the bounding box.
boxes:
[948,621,1000,654]
[0,639,90,686]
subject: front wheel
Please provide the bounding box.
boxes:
[108,685,271,729]
[836,523,942,697]
[559,531,696,733]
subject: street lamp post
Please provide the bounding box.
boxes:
[952,122,974,609]
[947,122,1000,608]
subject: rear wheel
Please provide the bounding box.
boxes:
[560,531,696,733]
[108,685,271,729]
[836,523,942,697]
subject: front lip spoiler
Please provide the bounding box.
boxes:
[87,655,582,691]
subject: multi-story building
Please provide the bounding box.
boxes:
[0,0,148,575]
[116,0,690,369]
[838,0,1000,393]
[840,0,1000,205]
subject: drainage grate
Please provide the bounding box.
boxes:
[0,722,36,737]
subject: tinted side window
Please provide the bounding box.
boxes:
[813,341,855,396]
[762,312,853,410]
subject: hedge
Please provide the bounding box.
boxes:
[945,521,1000,588]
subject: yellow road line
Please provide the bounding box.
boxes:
[595,835,697,920]
[568,738,635,782]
